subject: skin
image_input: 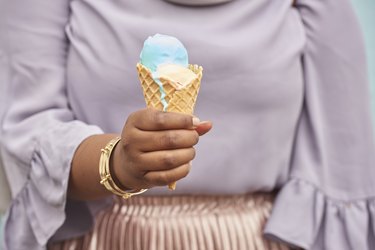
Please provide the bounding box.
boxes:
[68,108,212,200]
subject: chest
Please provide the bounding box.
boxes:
[65,0,304,130]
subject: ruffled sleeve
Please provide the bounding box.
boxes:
[0,1,104,249]
[264,0,375,249]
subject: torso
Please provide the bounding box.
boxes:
[66,0,305,194]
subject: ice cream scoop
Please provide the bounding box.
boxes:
[140,33,189,72]
[157,64,198,90]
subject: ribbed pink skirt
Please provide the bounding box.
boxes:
[49,193,294,250]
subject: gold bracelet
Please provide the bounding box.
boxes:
[99,137,148,199]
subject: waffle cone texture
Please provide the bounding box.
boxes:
[137,63,203,115]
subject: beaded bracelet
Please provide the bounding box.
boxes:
[99,137,148,199]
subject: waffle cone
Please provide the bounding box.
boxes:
[137,63,203,115]
[137,63,203,190]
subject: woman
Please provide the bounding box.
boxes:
[1,0,375,249]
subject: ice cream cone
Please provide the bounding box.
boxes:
[136,63,203,190]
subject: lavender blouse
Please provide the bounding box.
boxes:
[1,0,375,249]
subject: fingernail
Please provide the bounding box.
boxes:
[192,117,201,127]
[199,121,210,125]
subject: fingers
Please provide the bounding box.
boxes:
[143,163,191,187]
[117,109,212,190]
[137,148,195,172]
[130,129,199,152]
[128,108,198,131]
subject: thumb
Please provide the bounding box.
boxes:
[195,121,213,136]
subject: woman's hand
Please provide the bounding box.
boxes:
[111,108,212,190]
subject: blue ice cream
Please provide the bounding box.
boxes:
[140,34,189,72]
[140,34,196,111]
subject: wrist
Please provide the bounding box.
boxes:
[110,139,137,190]
[99,136,148,199]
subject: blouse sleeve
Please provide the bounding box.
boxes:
[0,1,104,249]
[264,0,375,249]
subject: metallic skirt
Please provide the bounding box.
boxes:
[49,193,293,250]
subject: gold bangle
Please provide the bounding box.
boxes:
[99,137,148,199]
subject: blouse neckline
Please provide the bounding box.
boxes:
[163,0,234,7]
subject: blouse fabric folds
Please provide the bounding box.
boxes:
[0,0,375,249]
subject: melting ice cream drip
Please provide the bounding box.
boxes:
[151,72,169,111]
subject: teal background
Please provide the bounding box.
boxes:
[352,0,375,124]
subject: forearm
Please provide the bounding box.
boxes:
[68,133,119,200]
